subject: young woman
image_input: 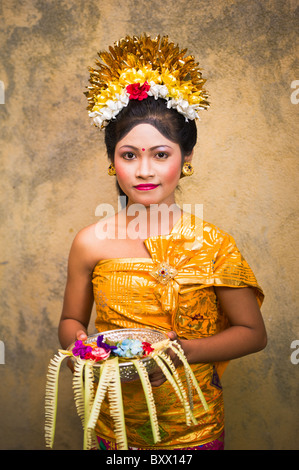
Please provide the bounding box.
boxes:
[58,35,267,450]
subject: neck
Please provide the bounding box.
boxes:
[117,203,182,239]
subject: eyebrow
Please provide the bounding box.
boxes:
[118,145,173,151]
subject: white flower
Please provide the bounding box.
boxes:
[89,91,130,127]
[91,115,104,127]
[148,82,169,100]
[166,98,200,121]
[116,91,130,107]
[101,107,115,121]
[104,100,117,112]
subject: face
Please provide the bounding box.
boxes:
[114,123,192,208]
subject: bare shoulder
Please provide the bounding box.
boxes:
[69,217,117,271]
[71,223,97,251]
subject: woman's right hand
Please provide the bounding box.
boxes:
[67,330,88,372]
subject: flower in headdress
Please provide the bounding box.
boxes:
[147,82,169,100]
[167,98,200,121]
[126,82,150,100]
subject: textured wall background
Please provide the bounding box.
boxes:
[0,0,298,450]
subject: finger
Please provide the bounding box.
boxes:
[167,331,178,341]
[150,374,167,387]
[151,379,166,387]
[149,368,167,387]
[77,330,87,341]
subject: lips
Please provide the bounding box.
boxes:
[134,184,159,191]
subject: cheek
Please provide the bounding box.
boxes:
[114,163,130,181]
[114,164,135,195]
[163,162,182,183]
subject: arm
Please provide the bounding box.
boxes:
[181,286,267,363]
[58,230,95,350]
[150,286,267,386]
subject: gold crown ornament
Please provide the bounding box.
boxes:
[85,34,209,129]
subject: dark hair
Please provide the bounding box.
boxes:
[104,97,197,202]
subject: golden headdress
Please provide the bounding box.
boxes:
[85,33,209,129]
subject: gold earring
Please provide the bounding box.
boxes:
[108,163,116,176]
[181,162,194,177]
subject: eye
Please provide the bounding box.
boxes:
[155,152,168,159]
[122,151,136,160]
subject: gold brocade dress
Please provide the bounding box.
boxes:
[92,214,264,449]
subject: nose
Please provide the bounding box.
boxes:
[136,156,154,179]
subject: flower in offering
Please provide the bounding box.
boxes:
[96,334,117,352]
[72,340,92,359]
[72,335,154,361]
[85,347,111,362]
[113,338,144,358]
[142,341,154,355]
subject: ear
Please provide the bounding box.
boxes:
[183,150,194,163]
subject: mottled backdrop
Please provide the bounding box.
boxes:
[0,0,298,450]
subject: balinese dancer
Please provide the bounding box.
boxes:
[58,34,267,450]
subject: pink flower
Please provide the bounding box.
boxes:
[126,82,150,100]
[85,347,111,362]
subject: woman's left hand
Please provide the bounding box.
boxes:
[149,331,183,387]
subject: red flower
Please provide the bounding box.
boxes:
[126,82,150,100]
[142,341,154,356]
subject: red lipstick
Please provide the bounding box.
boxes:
[135,184,159,191]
